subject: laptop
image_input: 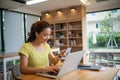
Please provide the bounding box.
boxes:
[36,50,85,79]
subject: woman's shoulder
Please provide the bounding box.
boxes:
[22,42,31,48]
[44,42,50,47]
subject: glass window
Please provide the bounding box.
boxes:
[96,23,98,28]
[25,14,40,40]
[111,10,117,13]
[0,9,1,52]
[87,9,120,49]
[4,10,25,53]
[91,13,95,16]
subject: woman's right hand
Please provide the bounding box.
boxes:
[45,66,60,74]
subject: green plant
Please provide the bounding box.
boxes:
[114,32,120,46]
[88,34,109,49]
[88,32,120,49]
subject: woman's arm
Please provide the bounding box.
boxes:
[48,53,60,65]
[48,50,66,65]
[20,54,59,74]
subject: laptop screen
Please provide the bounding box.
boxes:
[57,50,85,77]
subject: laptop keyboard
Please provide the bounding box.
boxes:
[47,66,61,76]
[47,72,58,76]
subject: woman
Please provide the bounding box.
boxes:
[19,20,65,74]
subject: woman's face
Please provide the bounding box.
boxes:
[36,28,51,43]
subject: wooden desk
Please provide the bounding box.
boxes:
[17,68,118,80]
[0,52,20,80]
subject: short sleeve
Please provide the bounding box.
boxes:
[19,43,29,57]
[45,43,52,54]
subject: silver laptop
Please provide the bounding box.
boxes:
[36,50,85,79]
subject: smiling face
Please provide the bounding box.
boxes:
[35,27,51,43]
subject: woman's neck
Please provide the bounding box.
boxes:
[31,39,44,47]
[31,40,46,53]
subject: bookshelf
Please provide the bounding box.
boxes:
[42,5,87,52]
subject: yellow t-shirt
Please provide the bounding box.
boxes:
[19,42,51,68]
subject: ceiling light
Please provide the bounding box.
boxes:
[26,0,47,5]
[80,0,91,5]
[70,7,76,12]
[45,12,50,16]
[57,10,62,14]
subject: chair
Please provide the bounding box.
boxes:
[89,52,107,65]
[11,64,21,80]
[89,52,115,67]
[107,52,115,67]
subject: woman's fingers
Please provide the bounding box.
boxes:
[47,66,60,74]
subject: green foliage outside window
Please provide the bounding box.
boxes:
[88,32,120,49]
[88,11,120,49]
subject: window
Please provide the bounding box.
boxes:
[4,10,25,52]
[96,23,98,29]
[87,9,120,49]
[25,14,40,40]
[0,9,1,52]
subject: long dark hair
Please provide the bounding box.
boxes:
[26,20,50,42]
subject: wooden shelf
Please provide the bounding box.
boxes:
[69,37,82,39]
[55,45,68,47]
[42,5,86,52]
[69,28,82,31]
[55,38,67,39]
[55,30,67,31]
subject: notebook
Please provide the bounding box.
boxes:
[36,50,85,79]
[78,64,103,71]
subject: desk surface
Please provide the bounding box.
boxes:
[17,68,118,80]
[0,52,18,58]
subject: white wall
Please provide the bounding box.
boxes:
[87,22,99,34]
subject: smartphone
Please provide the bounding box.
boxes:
[65,48,71,56]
